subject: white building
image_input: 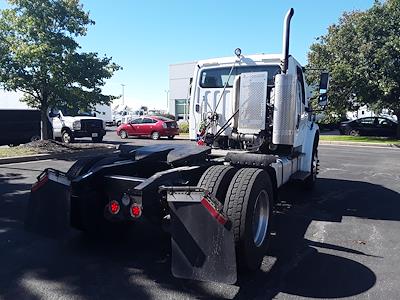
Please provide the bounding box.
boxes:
[0,90,31,109]
[168,61,197,120]
[0,89,113,124]
[346,105,397,122]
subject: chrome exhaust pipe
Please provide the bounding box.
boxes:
[281,8,294,74]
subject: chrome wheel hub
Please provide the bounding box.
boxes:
[252,190,270,247]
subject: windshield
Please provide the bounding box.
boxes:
[199,65,281,88]
[156,116,173,121]
[53,107,95,117]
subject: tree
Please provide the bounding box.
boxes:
[307,0,400,137]
[0,0,120,139]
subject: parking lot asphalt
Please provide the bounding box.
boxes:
[0,141,399,299]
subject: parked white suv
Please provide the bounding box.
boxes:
[49,108,106,143]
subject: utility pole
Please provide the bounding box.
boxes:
[164,89,169,111]
[121,84,126,107]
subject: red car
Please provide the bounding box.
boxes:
[116,116,179,140]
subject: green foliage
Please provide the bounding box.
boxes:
[307,0,400,136]
[0,0,120,138]
[179,121,189,134]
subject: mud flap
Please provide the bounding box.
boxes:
[166,188,237,284]
[25,169,72,238]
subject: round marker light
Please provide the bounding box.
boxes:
[109,200,120,215]
[234,47,242,57]
[130,204,142,218]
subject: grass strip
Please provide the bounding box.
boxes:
[320,135,400,144]
[0,147,38,158]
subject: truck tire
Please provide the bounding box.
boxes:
[303,136,319,190]
[66,155,107,179]
[68,154,131,235]
[61,130,74,143]
[197,165,237,202]
[224,168,273,270]
[67,155,108,231]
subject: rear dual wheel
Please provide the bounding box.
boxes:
[197,166,274,271]
[197,165,237,201]
[224,168,273,270]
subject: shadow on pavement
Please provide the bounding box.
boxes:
[234,177,400,299]
[1,170,399,299]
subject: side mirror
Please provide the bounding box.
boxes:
[318,72,329,107]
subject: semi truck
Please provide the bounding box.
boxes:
[25,8,329,284]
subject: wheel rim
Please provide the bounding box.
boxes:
[63,133,71,143]
[121,131,127,139]
[349,130,358,136]
[252,190,270,247]
[152,132,159,139]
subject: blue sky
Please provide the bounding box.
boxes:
[1,0,375,109]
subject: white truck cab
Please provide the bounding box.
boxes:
[188,8,329,189]
[49,108,106,143]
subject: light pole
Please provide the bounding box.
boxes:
[164,89,169,111]
[121,84,126,107]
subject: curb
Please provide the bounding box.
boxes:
[320,140,400,148]
[0,147,117,165]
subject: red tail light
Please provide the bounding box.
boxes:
[130,204,142,218]
[109,200,120,215]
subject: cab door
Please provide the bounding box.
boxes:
[49,108,63,138]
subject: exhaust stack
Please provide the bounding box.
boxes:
[281,8,294,74]
[272,8,296,146]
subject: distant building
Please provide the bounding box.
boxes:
[347,105,397,121]
[0,90,31,109]
[168,61,197,120]
[0,89,113,123]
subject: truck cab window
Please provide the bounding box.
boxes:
[296,66,305,105]
[200,65,280,88]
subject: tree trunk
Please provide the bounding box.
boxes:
[40,106,49,140]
